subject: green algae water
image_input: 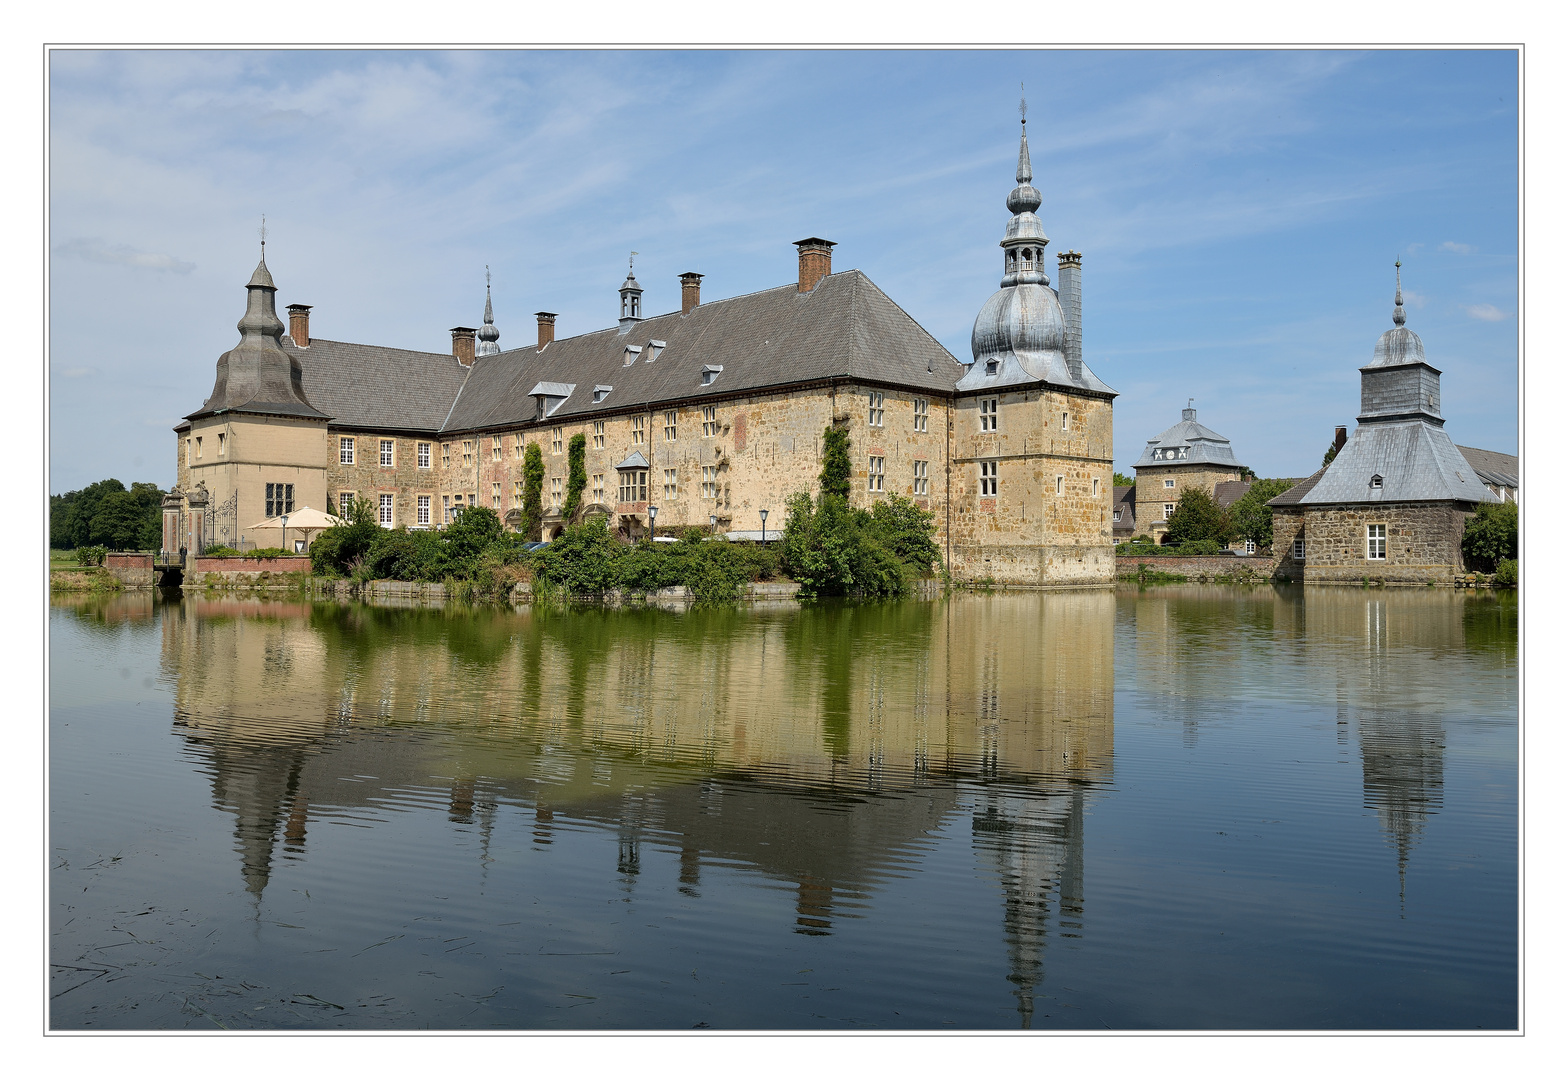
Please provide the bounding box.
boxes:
[48,586,1517,1029]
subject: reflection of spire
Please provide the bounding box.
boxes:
[794,875,833,936]
[1359,711,1445,907]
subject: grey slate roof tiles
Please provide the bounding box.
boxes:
[284,338,471,433]
[1134,411,1244,469]
[1456,445,1518,489]
[1295,420,1499,506]
[1267,467,1327,507]
[1213,480,1254,508]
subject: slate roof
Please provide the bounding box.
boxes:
[1267,467,1327,508]
[1456,445,1518,490]
[441,270,964,433]
[1134,409,1244,469]
[1213,480,1254,508]
[1112,485,1137,534]
[283,338,471,433]
[1294,419,1499,506]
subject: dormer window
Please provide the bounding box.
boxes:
[701,364,723,386]
[985,359,999,376]
[593,384,613,403]
[624,345,642,367]
[646,340,665,362]
[1370,474,1383,489]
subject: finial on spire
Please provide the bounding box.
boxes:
[486,264,492,292]
[1019,84,1027,126]
[1392,259,1406,327]
[258,214,268,260]
[629,251,638,273]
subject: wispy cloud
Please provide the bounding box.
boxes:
[1402,289,1428,309]
[54,237,194,273]
[1464,303,1512,321]
[1441,241,1477,254]
[57,366,94,378]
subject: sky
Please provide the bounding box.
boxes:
[46,48,1520,494]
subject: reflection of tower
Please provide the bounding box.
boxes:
[199,739,310,896]
[1359,711,1445,904]
[971,783,1085,1029]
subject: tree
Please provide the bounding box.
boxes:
[819,427,851,501]
[869,493,942,577]
[1323,442,1340,467]
[521,441,545,540]
[563,433,587,521]
[1113,471,1135,488]
[1228,478,1295,548]
[1462,501,1518,572]
[52,478,126,548]
[1164,486,1232,546]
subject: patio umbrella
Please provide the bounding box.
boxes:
[247,506,342,552]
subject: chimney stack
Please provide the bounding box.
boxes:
[794,237,836,293]
[536,311,557,351]
[680,272,704,314]
[1056,252,1082,374]
[1334,425,1348,453]
[450,326,477,367]
[286,304,312,348]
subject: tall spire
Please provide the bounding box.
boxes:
[1016,87,1032,185]
[1392,259,1406,327]
[476,265,501,356]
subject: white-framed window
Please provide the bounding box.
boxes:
[868,391,884,427]
[441,443,451,468]
[1113,509,1122,522]
[592,474,605,503]
[868,455,885,492]
[1164,503,1175,517]
[339,491,355,518]
[492,436,503,462]
[664,411,678,442]
[462,441,474,467]
[702,466,718,499]
[702,406,717,437]
[663,469,678,497]
[1244,539,1256,554]
[443,494,453,523]
[1061,411,1069,431]
[380,439,395,467]
[417,495,431,526]
[514,434,526,459]
[340,436,355,465]
[1367,523,1387,560]
[551,428,563,454]
[619,469,648,503]
[1092,477,1100,497]
[1164,479,1176,488]
[1293,538,1305,560]
[913,398,928,432]
[593,421,605,448]
[913,459,928,496]
[632,415,646,445]
[513,479,524,505]
[1056,475,1064,495]
[265,482,294,517]
[980,397,998,432]
[550,477,562,505]
[979,461,998,496]
[417,442,431,469]
[493,482,503,509]
[378,493,394,527]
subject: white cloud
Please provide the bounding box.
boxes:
[1441,241,1477,254]
[54,237,194,274]
[1464,303,1512,321]
[1401,289,1428,309]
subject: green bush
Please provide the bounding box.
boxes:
[563,433,587,521]
[819,427,852,501]
[1462,501,1518,572]
[201,546,293,559]
[778,490,923,599]
[1228,478,1296,547]
[529,518,778,603]
[1164,487,1233,547]
[522,442,545,540]
[74,545,108,566]
[1494,558,1518,587]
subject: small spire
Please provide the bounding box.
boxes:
[1016,106,1033,185]
[1392,259,1406,327]
[476,264,501,354]
[258,214,267,261]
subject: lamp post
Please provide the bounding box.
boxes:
[647,504,658,541]
[280,514,288,555]
[759,508,769,545]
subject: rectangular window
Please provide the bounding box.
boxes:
[1164,479,1176,488]
[619,470,648,503]
[550,477,562,505]
[632,415,646,445]
[340,437,355,465]
[868,391,884,427]
[1165,503,1175,517]
[1056,475,1065,495]
[491,436,502,462]
[1113,509,1122,522]
[979,461,998,496]
[593,421,605,449]
[1092,477,1100,497]
[702,465,718,499]
[868,456,884,492]
[195,436,203,459]
[378,493,394,527]
[1061,411,1069,431]
[513,479,523,505]
[1293,538,1305,560]
[443,494,453,524]
[592,474,605,503]
[462,441,474,467]
[664,411,678,442]
[980,398,998,432]
[380,439,395,467]
[185,438,191,465]
[217,433,225,456]
[551,428,563,454]
[339,491,355,518]
[702,406,717,437]
[265,482,295,518]
[1244,539,1256,554]
[417,442,431,469]
[487,482,498,509]
[913,459,928,496]
[417,495,431,526]
[663,469,677,497]
[442,443,451,468]
[1367,523,1387,560]
[913,398,928,432]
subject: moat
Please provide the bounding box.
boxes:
[48,586,1517,1030]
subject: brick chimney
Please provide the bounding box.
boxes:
[1334,426,1348,453]
[536,311,557,351]
[451,326,477,367]
[680,272,703,314]
[286,304,312,348]
[794,238,836,293]
[1056,251,1082,374]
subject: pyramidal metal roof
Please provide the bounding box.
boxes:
[1134,407,1243,469]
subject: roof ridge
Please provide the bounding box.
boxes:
[292,336,457,361]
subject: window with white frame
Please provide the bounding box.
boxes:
[1244,539,1256,554]
[868,392,884,427]
[462,441,474,466]
[664,411,678,442]
[1092,477,1100,497]
[1293,538,1305,560]
[913,459,928,496]
[380,439,395,467]
[592,474,605,503]
[868,456,885,492]
[913,398,928,432]
[702,406,717,437]
[441,443,451,468]
[265,482,294,517]
[513,479,523,505]
[550,477,562,505]
[339,491,355,518]
[1056,475,1065,495]
[551,428,563,454]
[493,482,503,509]
[702,466,718,499]
[593,421,605,448]
[663,469,677,498]
[1164,479,1176,488]
[632,415,645,445]
[979,461,998,496]
[1164,503,1175,517]
[417,442,431,469]
[417,495,431,526]
[1113,509,1122,522]
[185,438,191,465]
[493,436,504,462]
[443,494,453,523]
[340,437,355,465]
[1061,411,1069,431]
[378,493,394,527]
[1367,523,1387,560]
[980,397,998,432]
[618,469,648,503]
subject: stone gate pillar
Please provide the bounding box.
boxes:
[186,485,208,556]
[162,490,184,559]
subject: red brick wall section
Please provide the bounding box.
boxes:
[106,553,154,569]
[192,556,312,573]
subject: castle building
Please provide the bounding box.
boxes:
[1269,265,1499,584]
[168,111,1116,586]
[1130,404,1246,543]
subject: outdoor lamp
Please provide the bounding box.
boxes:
[759,508,769,544]
[647,505,658,537]
[281,514,288,553]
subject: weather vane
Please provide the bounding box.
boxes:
[259,213,267,254]
[486,264,491,289]
[1019,84,1027,125]
[630,251,638,272]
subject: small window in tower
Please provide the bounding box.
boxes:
[985,359,999,377]
[1370,474,1384,489]
[1056,475,1064,496]
[195,437,202,459]
[980,397,998,431]
[979,460,998,497]
[217,433,225,456]
[1061,412,1069,431]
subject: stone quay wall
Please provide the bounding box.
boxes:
[188,555,313,589]
[1115,553,1282,581]
[105,552,156,588]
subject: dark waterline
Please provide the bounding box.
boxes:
[48,586,1518,1030]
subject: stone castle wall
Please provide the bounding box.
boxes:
[1133,463,1242,540]
[1301,501,1472,585]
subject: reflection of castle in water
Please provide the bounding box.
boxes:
[157,592,1115,1025]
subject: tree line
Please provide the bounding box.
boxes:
[50,479,165,551]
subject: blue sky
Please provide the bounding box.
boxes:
[47,48,1519,493]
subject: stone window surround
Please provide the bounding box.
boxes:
[416,494,431,526]
[378,492,394,528]
[979,460,998,496]
[980,397,998,432]
[914,397,928,432]
[340,436,355,465]
[1367,523,1387,560]
[868,455,885,492]
[417,442,431,469]
[380,438,395,467]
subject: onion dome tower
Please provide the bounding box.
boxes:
[476,266,501,358]
[957,98,1114,396]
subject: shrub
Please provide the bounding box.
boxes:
[531,516,625,595]
[1228,478,1295,547]
[778,490,911,599]
[1462,501,1518,572]
[74,545,108,566]
[563,433,587,521]
[522,442,545,540]
[1494,558,1518,587]
[1164,487,1233,547]
[819,427,852,501]
[309,496,380,576]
